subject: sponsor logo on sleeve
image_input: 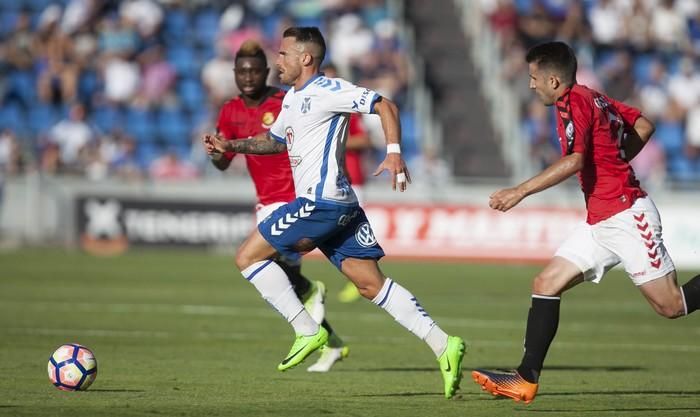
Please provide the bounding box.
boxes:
[352,89,372,111]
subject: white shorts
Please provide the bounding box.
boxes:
[554,197,675,286]
[255,202,286,225]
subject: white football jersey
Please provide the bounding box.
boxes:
[270,74,380,205]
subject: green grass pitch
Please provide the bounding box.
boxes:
[1,249,699,416]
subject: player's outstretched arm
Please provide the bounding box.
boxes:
[623,116,655,162]
[489,152,584,212]
[371,97,411,192]
[204,132,286,155]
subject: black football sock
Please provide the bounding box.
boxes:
[681,274,700,315]
[517,295,561,384]
[278,262,311,298]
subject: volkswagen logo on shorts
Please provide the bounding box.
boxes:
[355,222,377,247]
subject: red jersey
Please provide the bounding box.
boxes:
[216,88,296,205]
[555,84,647,224]
[345,114,367,186]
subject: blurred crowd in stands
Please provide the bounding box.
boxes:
[480,0,700,186]
[0,0,413,183]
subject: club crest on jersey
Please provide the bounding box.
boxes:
[285,126,294,148]
[593,96,610,110]
[355,222,377,247]
[301,97,311,114]
[565,122,574,142]
[261,112,275,128]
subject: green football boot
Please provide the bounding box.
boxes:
[277,327,329,371]
[437,336,467,399]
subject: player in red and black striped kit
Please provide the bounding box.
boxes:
[472,41,700,403]
[209,40,348,372]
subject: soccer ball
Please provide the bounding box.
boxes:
[47,344,98,391]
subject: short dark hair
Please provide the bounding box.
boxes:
[235,40,267,65]
[525,41,577,85]
[282,26,326,64]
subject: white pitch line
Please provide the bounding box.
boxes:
[5,327,700,354]
[1,300,698,337]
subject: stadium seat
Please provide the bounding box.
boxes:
[177,78,205,112]
[26,0,53,12]
[162,8,190,43]
[91,106,123,134]
[136,141,160,168]
[124,108,156,143]
[400,111,419,160]
[193,8,219,46]
[166,45,198,77]
[0,102,28,138]
[78,70,100,104]
[156,107,190,145]
[632,54,657,85]
[27,104,60,136]
[7,71,36,107]
[0,10,18,37]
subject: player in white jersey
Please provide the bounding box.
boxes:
[203,27,466,399]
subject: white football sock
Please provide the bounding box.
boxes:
[372,278,449,356]
[241,260,318,336]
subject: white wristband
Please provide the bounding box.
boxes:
[387,143,401,154]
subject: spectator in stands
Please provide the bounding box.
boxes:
[650,0,690,52]
[353,19,411,107]
[637,59,671,120]
[630,138,667,193]
[5,10,35,73]
[517,1,556,47]
[135,45,176,107]
[557,1,591,46]
[120,0,163,39]
[46,102,95,174]
[0,129,24,178]
[588,0,623,49]
[108,132,143,181]
[149,150,198,181]
[624,0,652,52]
[685,105,700,159]
[201,44,238,107]
[667,56,700,112]
[35,5,80,105]
[600,50,636,101]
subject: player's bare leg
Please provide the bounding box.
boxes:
[235,230,327,371]
[639,271,690,318]
[473,256,583,403]
[340,258,466,399]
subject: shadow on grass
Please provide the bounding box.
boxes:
[353,367,437,372]
[516,407,699,413]
[86,389,146,393]
[351,365,645,373]
[476,365,646,372]
[539,390,700,397]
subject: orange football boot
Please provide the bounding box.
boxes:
[472,369,538,404]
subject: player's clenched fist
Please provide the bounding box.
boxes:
[203,134,229,155]
[489,187,526,212]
